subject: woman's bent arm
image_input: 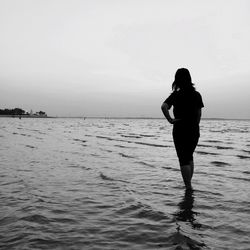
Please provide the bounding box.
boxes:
[161,103,175,124]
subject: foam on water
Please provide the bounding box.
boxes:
[0,118,249,249]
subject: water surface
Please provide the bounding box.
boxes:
[0,118,249,249]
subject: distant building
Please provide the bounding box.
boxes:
[35,111,47,117]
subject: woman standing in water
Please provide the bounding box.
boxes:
[161,68,204,190]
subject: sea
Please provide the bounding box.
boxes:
[0,118,249,250]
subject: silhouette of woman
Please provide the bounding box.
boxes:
[161,68,204,190]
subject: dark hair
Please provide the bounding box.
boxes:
[172,68,195,91]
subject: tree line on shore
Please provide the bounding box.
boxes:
[0,108,47,116]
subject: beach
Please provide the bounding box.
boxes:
[0,118,249,249]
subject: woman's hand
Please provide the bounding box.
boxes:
[169,118,181,124]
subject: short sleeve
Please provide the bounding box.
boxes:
[163,92,176,109]
[196,92,204,108]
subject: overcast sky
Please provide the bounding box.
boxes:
[0,0,249,118]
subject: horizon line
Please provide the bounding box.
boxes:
[1,115,250,121]
[50,116,250,121]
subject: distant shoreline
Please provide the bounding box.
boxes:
[0,115,55,118]
[0,115,249,121]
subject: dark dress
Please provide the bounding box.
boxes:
[164,89,204,166]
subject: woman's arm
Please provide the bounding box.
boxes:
[197,108,202,124]
[161,103,179,124]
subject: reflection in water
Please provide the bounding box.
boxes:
[171,190,205,249]
[175,189,201,229]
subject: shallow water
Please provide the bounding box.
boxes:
[0,118,249,249]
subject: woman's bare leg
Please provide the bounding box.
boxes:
[180,163,193,190]
[190,160,194,179]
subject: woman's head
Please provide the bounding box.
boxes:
[172,68,195,91]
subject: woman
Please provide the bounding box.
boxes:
[161,68,204,190]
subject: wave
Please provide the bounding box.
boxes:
[199,144,234,150]
[96,135,169,148]
[211,161,231,166]
[162,166,179,172]
[99,172,117,182]
[50,209,67,214]
[1,179,24,186]
[68,164,91,170]
[26,237,62,249]
[210,128,249,133]
[216,145,234,150]
[242,171,250,174]
[35,137,43,140]
[73,138,87,143]
[134,142,170,148]
[196,189,224,197]
[17,169,32,172]
[139,134,156,138]
[20,214,50,225]
[96,135,120,141]
[38,131,47,135]
[116,202,168,222]
[90,153,100,157]
[99,172,129,185]
[196,151,219,156]
[25,145,36,149]
[120,134,142,139]
[118,153,136,159]
[204,140,222,143]
[209,129,227,133]
[136,161,156,168]
[237,155,250,159]
[114,144,127,148]
[20,133,32,137]
[30,160,40,165]
[114,144,135,149]
[50,217,77,224]
[134,206,168,222]
[100,148,113,153]
[230,176,250,182]
[198,144,214,148]
[242,149,250,154]
[115,202,144,215]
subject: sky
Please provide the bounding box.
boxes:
[0,0,250,118]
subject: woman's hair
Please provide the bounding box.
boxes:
[172,68,195,91]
